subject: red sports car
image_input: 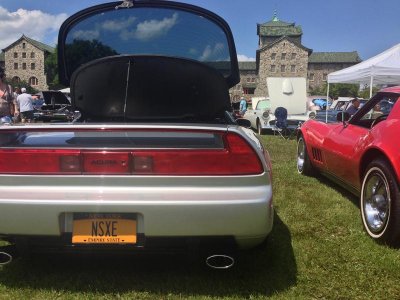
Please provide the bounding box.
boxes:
[297,86,400,246]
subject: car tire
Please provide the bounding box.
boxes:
[296,135,315,176]
[360,158,400,247]
[257,119,264,135]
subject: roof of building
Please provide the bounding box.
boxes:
[238,61,257,70]
[257,13,302,37]
[309,51,361,63]
[2,34,55,53]
[257,36,312,54]
[0,52,4,62]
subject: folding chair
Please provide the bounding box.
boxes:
[273,107,289,139]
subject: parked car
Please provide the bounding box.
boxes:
[307,95,332,111]
[315,98,367,123]
[33,90,77,122]
[244,98,313,134]
[297,87,400,246]
[0,0,273,268]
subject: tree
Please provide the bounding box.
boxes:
[310,83,360,99]
[45,48,65,90]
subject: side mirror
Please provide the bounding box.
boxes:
[336,111,350,123]
[236,118,251,128]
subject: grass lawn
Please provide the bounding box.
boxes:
[1,134,400,299]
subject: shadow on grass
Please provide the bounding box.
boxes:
[315,175,359,207]
[0,213,297,298]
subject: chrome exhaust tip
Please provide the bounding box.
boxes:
[205,254,235,269]
[0,252,12,266]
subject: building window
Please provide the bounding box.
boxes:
[271,53,276,60]
[291,65,296,73]
[12,76,20,84]
[31,63,35,70]
[14,63,18,70]
[29,77,38,86]
[31,52,35,58]
[291,53,297,60]
[22,63,27,70]
[270,65,276,72]
[309,73,315,81]
[243,88,255,95]
[13,52,18,58]
[246,78,251,82]
[251,77,256,82]
[281,53,286,60]
[281,65,286,72]
[22,43,26,49]
[323,73,327,81]
[22,52,26,58]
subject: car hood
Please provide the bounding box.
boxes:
[71,55,231,121]
[41,91,71,105]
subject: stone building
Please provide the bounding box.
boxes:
[1,35,54,91]
[231,14,361,101]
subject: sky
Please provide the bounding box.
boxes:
[0,0,399,61]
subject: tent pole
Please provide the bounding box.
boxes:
[326,83,330,123]
[369,76,373,98]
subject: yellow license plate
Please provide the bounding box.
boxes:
[72,218,137,244]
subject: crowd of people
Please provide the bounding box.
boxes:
[0,66,34,123]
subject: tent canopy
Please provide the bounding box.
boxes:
[328,43,400,85]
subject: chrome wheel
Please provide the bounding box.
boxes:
[297,138,305,173]
[362,167,390,236]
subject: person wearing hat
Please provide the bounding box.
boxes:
[0,67,16,119]
[16,87,34,122]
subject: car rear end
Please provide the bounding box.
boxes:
[0,124,273,256]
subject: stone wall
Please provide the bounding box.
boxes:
[308,62,355,91]
[230,70,258,101]
[4,39,48,91]
[255,39,308,97]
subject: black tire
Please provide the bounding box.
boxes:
[360,158,400,247]
[296,135,315,176]
[257,119,264,135]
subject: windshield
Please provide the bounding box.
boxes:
[64,7,232,80]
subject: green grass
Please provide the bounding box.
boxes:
[1,135,400,299]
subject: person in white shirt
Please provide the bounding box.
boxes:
[16,87,34,122]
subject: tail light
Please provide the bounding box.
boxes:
[0,132,263,175]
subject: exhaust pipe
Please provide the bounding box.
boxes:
[0,252,12,266]
[205,254,235,269]
[0,244,19,266]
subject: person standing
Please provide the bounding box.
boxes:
[239,96,247,116]
[16,87,34,122]
[0,67,15,119]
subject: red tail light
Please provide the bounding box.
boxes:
[0,132,263,175]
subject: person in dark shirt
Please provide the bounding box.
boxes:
[346,98,360,115]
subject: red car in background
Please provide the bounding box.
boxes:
[297,86,400,246]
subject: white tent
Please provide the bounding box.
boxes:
[327,43,400,98]
[59,87,70,94]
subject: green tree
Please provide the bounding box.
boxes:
[310,83,360,99]
[45,48,65,90]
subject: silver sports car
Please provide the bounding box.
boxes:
[0,0,273,268]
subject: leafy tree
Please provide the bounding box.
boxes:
[310,83,360,99]
[358,86,379,99]
[44,48,64,90]
[5,79,39,95]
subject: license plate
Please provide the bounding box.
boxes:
[72,218,137,244]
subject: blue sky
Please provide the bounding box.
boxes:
[0,0,399,61]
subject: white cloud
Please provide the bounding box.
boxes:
[237,54,255,61]
[0,6,67,50]
[72,29,99,41]
[101,16,136,32]
[199,43,225,61]
[121,12,178,41]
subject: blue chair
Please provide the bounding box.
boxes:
[273,107,288,139]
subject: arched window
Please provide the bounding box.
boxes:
[29,77,38,86]
[12,76,21,84]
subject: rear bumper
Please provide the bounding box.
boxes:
[0,175,273,250]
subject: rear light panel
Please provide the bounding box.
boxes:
[0,132,263,175]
